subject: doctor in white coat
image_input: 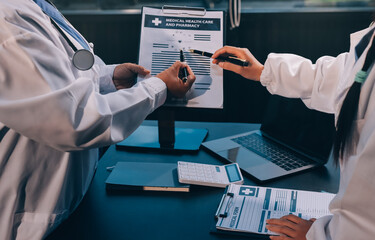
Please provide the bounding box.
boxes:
[213,24,375,239]
[0,0,195,239]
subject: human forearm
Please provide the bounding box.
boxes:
[260,52,349,113]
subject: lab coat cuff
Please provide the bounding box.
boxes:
[99,64,117,94]
[259,55,276,93]
[142,77,167,108]
[306,215,333,240]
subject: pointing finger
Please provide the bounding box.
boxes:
[218,61,244,74]
[125,63,150,75]
[266,219,297,230]
[212,46,244,59]
[281,214,303,224]
[265,225,295,237]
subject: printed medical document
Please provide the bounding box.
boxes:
[138,7,224,108]
[216,184,335,235]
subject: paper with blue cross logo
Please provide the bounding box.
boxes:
[239,186,257,196]
[216,184,335,235]
[138,6,224,109]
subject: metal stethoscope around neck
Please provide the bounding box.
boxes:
[49,19,95,71]
[35,0,95,71]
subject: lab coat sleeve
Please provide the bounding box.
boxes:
[93,55,118,94]
[0,19,167,152]
[306,215,333,240]
[260,52,349,113]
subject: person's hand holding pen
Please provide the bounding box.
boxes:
[212,46,264,81]
[179,49,189,83]
[156,61,195,98]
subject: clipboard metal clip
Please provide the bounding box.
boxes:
[162,5,206,16]
[215,186,235,219]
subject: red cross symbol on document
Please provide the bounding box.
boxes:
[152,17,162,26]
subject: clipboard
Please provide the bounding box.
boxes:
[162,5,206,16]
[212,186,269,239]
[215,186,234,219]
[213,184,335,236]
[117,5,223,151]
[137,5,224,109]
[210,225,269,240]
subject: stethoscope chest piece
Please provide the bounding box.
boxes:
[72,49,95,71]
[34,0,95,71]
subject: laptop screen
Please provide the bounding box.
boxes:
[260,95,335,162]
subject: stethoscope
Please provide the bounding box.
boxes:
[50,19,95,71]
[33,0,94,71]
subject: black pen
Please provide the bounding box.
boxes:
[179,49,189,83]
[189,49,249,67]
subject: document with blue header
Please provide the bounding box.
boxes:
[215,184,335,235]
[138,6,224,109]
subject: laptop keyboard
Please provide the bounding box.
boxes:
[231,133,313,171]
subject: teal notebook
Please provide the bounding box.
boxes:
[105,162,190,192]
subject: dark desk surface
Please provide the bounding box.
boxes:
[47,121,339,240]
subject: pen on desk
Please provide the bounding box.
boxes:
[189,49,249,67]
[179,49,189,83]
[106,166,115,172]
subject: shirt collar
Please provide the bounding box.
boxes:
[355,27,375,61]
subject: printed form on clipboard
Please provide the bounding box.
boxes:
[138,6,224,109]
[215,184,335,236]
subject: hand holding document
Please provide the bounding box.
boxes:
[179,49,189,82]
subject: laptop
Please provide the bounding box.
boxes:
[202,95,335,182]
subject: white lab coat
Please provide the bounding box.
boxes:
[260,26,375,239]
[0,0,167,239]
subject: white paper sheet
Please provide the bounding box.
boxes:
[138,7,224,108]
[216,184,335,235]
